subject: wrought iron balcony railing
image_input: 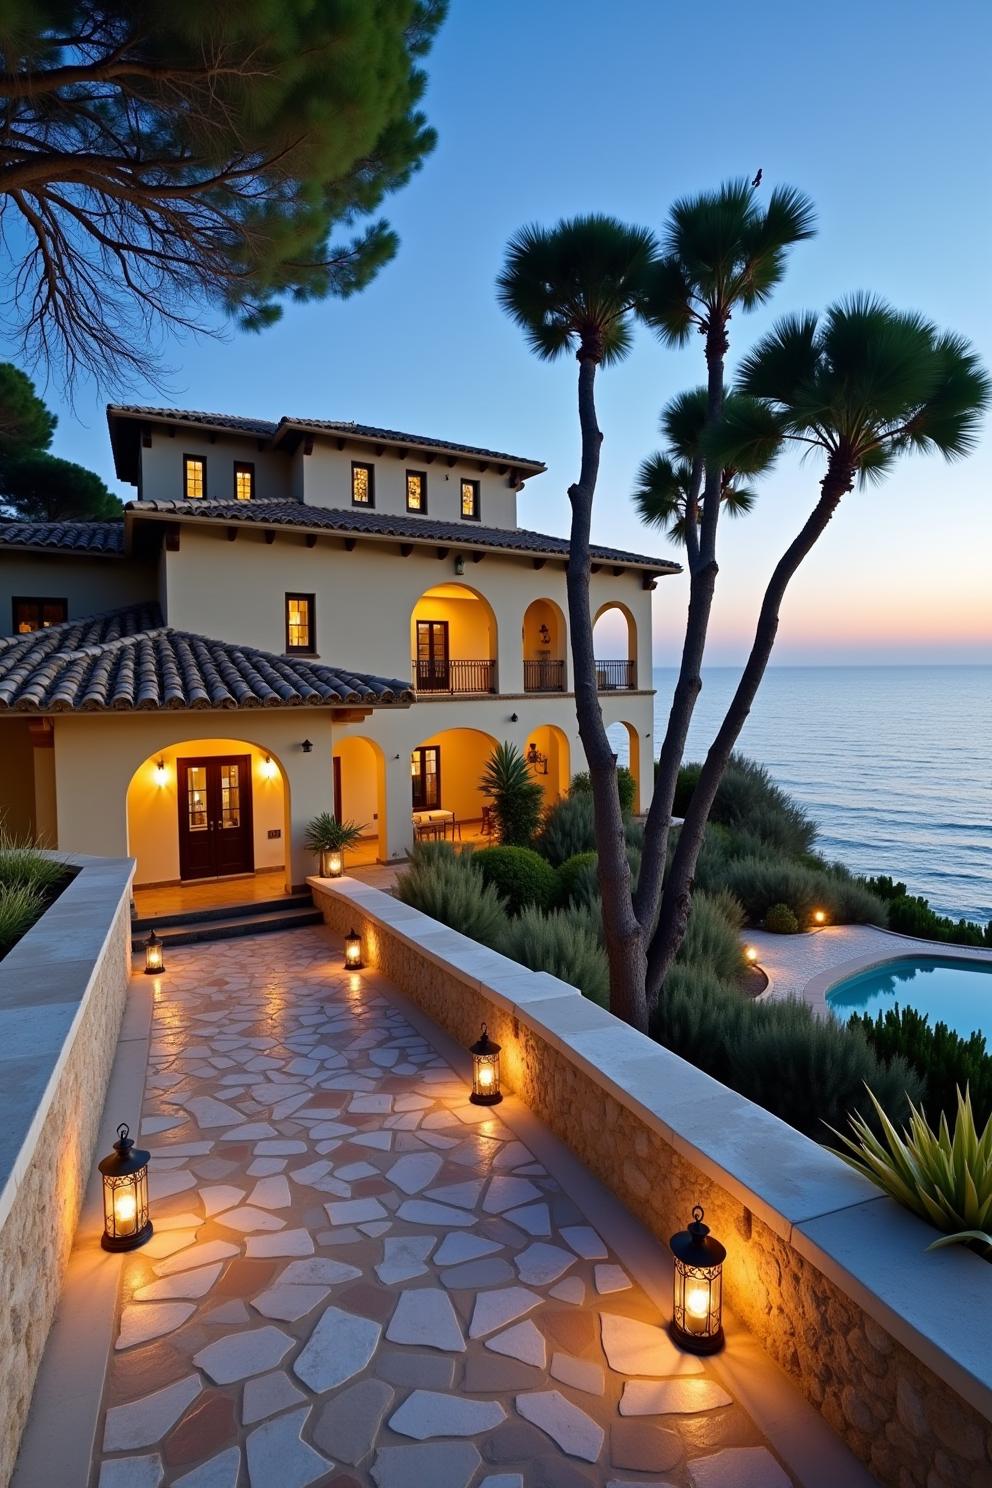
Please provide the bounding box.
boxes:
[523,659,566,693]
[595,659,637,690]
[413,658,498,694]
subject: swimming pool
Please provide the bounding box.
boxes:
[827,956,992,1041]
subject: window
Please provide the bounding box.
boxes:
[12,596,67,633]
[352,461,374,506]
[406,469,427,513]
[411,746,441,811]
[233,461,255,501]
[184,454,206,499]
[285,593,315,653]
[461,478,480,520]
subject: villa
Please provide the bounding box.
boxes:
[0,405,677,900]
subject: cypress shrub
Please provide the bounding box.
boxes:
[473,845,557,915]
[673,754,817,857]
[500,905,609,1007]
[849,1003,992,1129]
[678,890,745,980]
[885,893,992,948]
[555,852,598,908]
[570,767,637,815]
[722,855,886,927]
[765,902,800,934]
[537,793,597,866]
[396,848,508,950]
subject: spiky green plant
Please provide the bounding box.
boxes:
[0,832,67,892]
[830,1086,992,1259]
[0,881,46,953]
[303,813,366,855]
[479,741,543,846]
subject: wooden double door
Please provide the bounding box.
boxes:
[177,755,254,880]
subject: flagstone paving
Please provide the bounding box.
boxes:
[91,926,799,1487]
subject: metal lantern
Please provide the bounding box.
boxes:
[344,927,364,969]
[469,1023,502,1105]
[99,1123,153,1251]
[144,929,165,975]
[670,1205,726,1354]
[325,850,344,879]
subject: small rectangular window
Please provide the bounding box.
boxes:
[406,470,427,513]
[12,596,67,634]
[233,461,255,501]
[352,461,374,506]
[461,478,480,521]
[184,454,206,499]
[285,593,315,653]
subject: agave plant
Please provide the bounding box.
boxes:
[303,812,366,875]
[830,1086,992,1259]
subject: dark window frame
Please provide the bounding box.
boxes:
[233,460,255,501]
[285,592,316,654]
[406,468,428,514]
[460,477,481,521]
[12,596,68,634]
[411,745,442,812]
[351,460,375,507]
[183,452,206,500]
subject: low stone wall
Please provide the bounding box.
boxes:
[0,855,135,1487]
[312,876,992,1488]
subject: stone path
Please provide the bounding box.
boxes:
[92,926,797,1487]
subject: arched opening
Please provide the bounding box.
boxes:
[332,735,387,865]
[125,737,291,898]
[409,726,499,846]
[593,602,638,690]
[605,721,641,812]
[522,598,567,693]
[524,724,570,805]
[410,583,498,694]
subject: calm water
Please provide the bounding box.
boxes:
[607,666,991,921]
[827,958,992,1041]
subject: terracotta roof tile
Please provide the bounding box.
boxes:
[0,519,125,554]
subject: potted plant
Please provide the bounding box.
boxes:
[304,813,366,878]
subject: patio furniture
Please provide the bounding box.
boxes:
[412,809,455,841]
[481,805,495,837]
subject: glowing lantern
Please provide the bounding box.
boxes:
[260,754,277,780]
[344,928,364,970]
[812,909,827,925]
[99,1123,152,1251]
[670,1205,726,1354]
[469,1024,502,1106]
[743,945,758,964]
[144,930,165,975]
[325,850,344,879]
[153,759,168,786]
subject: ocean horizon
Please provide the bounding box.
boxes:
[608,664,990,922]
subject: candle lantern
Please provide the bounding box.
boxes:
[812,908,827,925]
[344,927,364,969]
[99,1123,153,1251]
[325,849,344,879]
[743,945,758,964]
[469,1023,502,1106]
[669,1205,726,1354]
[144,929,165,975]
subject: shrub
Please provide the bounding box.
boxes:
[849,1003,992,1130]
[570,766,637,815]
[396,847,507,950]
[303,813,365,855]
[678,890,745,981]
[673,754,817,857]
[885,893,992,949]
[555,852,598,908]
[0,881,45,954]
[721,855,886,928]
[479,741,544,846]
[537,792,597,866]
[500,905,609,1006]
[0,835,66,893]
[650,964,748,1088]
[764,902,799,934]
[473,845,557,915]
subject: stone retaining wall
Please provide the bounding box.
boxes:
[312,876,992,1488]
[0,856,135,1487]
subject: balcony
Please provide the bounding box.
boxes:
[595,659,637,690]
[523,659,566,693]
[413,657,498,694]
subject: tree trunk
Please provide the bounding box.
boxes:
[646,460,856,1001]
[568,353,648,1032]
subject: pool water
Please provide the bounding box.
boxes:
[827,956,992,1042]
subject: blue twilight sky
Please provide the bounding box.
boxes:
[32,0,992,665]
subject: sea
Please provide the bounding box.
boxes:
[606,666,991,923]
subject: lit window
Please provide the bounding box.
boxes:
[184,454,206,499]
[352,461,374,506]
[285,593,315,652]
[13,596,67,633]
[406,470,427,513]
[461,478,480,520]
[234,461,254,501]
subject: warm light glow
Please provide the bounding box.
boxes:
[260,754,277,780]
[144,933,165,974]
[344,929,363,969]
[153,759,168,786]
[685,1283,709,1319]
[328,850,343,878]
[477,1063,494,1090]
[744,945,758,963]
[114,1187,137,1234]
[813,909,827,925]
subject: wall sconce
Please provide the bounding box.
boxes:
[260,754,277,779]
[812,909,827,926]
[301,739,314,754]
[538,623,551,644]
[670,1205,725,1354]
[469,1023,502,1105]
[509,713,518,723]
[153,759,168,787]
[526,742,549,775]
[144,929,165,975]
[344,927,364,969]
[99,1123,152,1251]
[454,555,465,576]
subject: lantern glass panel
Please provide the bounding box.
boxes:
[344,929,363,968]
[669,1204,725,1353]
[328,850,343,878]
[99,1124,152,1250]
[469,1023,502,1105]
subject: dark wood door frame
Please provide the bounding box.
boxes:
[177,754,255,881]
[411,745,441,811]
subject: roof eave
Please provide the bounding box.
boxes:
[269,418,547,476]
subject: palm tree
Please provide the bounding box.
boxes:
[649,297,990,994]
[633,180,816,942]
[497,215,659,1029]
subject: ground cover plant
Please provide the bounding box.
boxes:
[0,833,72,958]
[864,875,992,948]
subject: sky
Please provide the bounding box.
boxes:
[30,0,992,666]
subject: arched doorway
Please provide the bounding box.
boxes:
[593,602,638,690]
[522,598,567,693]
[524,724,570,804]
[332,735,387,865]
[410,584,499,694]
[605,721,641,812]
[126,737,291,891]
[409,726,498,842]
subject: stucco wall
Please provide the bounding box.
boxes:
[0,718,38,839]
[311,878,992,1488]
[0,856,134,1488]
[0,552,158,637]
[301,441,521,528]
[137,428,293,504]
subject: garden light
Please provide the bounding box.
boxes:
[812,909,827,925]
[99,1123,152,1251]
[469,1023,502,1106]
[743,945,759,964]
[144,930,165,975]
[344,928,364,969]
[326,850,343,878]
[670,1205,726,1354]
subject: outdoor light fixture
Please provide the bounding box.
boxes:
[144,930,165,975]
[344,928,364,969]
[526,742,549,775]
[509,712,518,723]
[260,754,277,780]
[812,909,827,925]
[469,1023,502,1106]
[743,945,759,964]
[99,1123,152,1251]
[670,1205,726,1354]
[327,850,343,879]
[153,759,168,786]
[454,555,465,575]
[538,623,551,645]
[301,739,314,754]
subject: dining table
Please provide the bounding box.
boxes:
[412,808,455,839]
